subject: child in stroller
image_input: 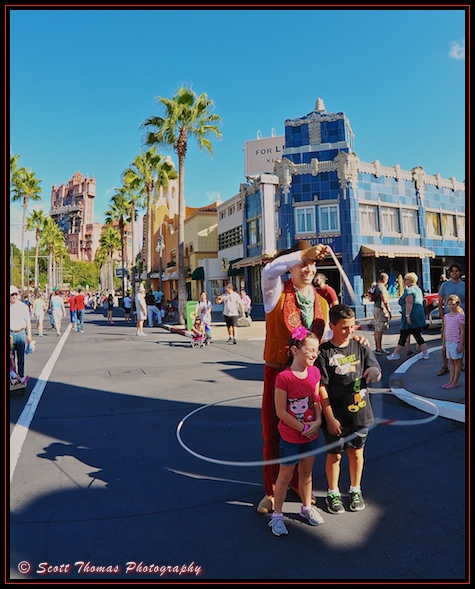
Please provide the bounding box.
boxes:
[191,316,205,348]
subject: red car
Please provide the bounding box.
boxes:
[423,292,442,329]
[423,292,439,316]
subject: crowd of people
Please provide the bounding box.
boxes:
[10,253,464,536]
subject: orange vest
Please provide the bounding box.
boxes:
[263,279,329,365]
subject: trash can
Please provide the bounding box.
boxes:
[185,301,198,331]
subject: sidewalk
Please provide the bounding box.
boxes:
[161,317,465,423]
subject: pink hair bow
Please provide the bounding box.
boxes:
[291,326,309,341]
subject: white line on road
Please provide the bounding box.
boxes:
[10,325,71,482]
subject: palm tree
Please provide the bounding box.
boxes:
[10,166,43,297]
[123,148,177,291]
[141,86,222,323]
[98,224,122,293]
[104,189,132,297]
[119,174,144,289]
[40,218,66,297]
[26,209,47,291]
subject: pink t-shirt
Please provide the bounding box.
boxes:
[443,312,465,344]
[275,365,321,444]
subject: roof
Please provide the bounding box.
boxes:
[232,254,271,269]
[360,245,435,259]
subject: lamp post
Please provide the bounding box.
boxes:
[156,228,165,296]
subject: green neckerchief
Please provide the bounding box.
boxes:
[295,288,314,329]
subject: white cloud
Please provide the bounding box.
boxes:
[449,39,465,60]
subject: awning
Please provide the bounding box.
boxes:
[162,271,178,281]
[191,267,205,280]
[361,245,435,259]
[227,258,244,276]
[232,254,270,269]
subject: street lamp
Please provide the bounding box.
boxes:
[156,228,165,296]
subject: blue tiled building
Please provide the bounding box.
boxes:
[235,99,465,320]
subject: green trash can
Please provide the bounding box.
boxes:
[185,301,198,330]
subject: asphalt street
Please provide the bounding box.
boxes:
[9,307,467,582]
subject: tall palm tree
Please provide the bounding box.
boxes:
[40,217,66,297]
[10,166,43,296]
[141,86,222,324]
[104,189,132,296]
[119,174,144,289]
[123,148,177,291]
[26,209,47,291]
[98,224,122,293]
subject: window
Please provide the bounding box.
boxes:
[441,214,457,238]
[456,215,465,238]
[359,205,379,234]
[248,218,261,245]
[381,206,400,234]
[318,204,339,233]
[401,209,418,235]
[426,212,441,237]
[295,206,315,234]
[210,279,225,300]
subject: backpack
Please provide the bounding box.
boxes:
[367,284,378,302]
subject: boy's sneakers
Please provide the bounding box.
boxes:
[387,353,400,360]
[227,337,233,344]
[300,506,324,526]
[268,513,288,536]
[326,493,345,514]
[349,490,366,511]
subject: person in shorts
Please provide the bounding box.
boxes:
[268,328,325,536]
[316,304,382,514]
[216,284,244,344]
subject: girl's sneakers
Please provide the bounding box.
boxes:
[268,513,288,536]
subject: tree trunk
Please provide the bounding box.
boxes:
[177,155,186,325]
[20,201,27,296]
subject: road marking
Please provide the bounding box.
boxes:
[10,325,71,482]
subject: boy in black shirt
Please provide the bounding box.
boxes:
[316,304,381,514]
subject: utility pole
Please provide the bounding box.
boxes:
[156,226,165,296]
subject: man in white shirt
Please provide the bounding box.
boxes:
[10,285,32,378]
[216,284,245,344]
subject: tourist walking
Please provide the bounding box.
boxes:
[387,272,430,361]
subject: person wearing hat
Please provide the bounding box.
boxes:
[135,284,148,336]
[257,241,369,515]
[10,285,32,379]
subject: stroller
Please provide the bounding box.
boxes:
[191,333,205,348]
[190,318,206,348]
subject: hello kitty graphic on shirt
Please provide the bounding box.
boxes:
[288,396,314,423]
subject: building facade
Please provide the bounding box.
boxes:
[50,171,102,262]
[234,99,465,319]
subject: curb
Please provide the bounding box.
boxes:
[388,346,465,423]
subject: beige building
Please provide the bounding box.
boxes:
[50,171,102,262]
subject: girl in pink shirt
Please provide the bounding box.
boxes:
[268,327,324,536]
[442,295,465,390]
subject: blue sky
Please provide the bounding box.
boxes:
[9,6,466,249]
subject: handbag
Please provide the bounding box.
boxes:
[104,301,109,310]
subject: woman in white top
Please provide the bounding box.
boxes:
[135,285,148,336]
[33,293,47,336]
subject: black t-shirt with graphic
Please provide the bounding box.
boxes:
[316,339,380,428]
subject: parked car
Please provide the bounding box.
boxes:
[423,292,442,330]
